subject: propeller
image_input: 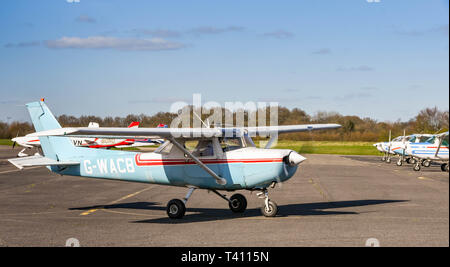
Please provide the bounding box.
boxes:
[402,129,406,161]
[387,130,392,156]
[11,131,19,149]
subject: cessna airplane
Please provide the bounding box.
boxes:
[405,132,449,172]
[8,101,341,219]
[374,132,433,166]
[12,121,164,157]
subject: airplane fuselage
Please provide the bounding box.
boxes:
[50,147,300,190]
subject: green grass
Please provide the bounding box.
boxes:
[272,140,379,155]
[0,139,13,146]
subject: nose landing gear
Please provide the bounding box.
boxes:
[257,189,278,217]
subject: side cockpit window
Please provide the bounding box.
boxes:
[219,137,243,152]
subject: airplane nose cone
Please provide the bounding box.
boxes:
[286,151,306,166]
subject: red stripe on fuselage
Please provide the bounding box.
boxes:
[134,154,283,166]
[88,140,133,148]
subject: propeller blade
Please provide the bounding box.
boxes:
[12,141,16,149]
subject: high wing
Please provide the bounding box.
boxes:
[8,155,80,170]
[28,123,341,139]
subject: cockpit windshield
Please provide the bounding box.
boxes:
[442,136,449,147]
[425,136,436,144]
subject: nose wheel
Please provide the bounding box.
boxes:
[257,189,278,217]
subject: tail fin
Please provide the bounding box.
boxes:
[127,121,140,128]
[26,101,76,160]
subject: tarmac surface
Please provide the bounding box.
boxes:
[0,146,448,247]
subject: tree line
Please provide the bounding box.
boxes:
[0,106,448,142]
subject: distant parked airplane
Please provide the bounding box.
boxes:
[12,121,164,157]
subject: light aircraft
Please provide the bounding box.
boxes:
[405,132,449,172]
[374,132,433,166]
[8,101,341,219]
[12,121,164,157]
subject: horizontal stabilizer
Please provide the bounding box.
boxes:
[8,155,80,170]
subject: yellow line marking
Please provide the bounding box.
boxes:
[80,209,99,216]
[418,176,433,181]
[101,209,162,217]
[309,178,328,200]
[79,186,155,216]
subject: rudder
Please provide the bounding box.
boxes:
[26,101,76,160]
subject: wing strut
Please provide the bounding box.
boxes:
[434,135,444,158]
[169,138,227,185]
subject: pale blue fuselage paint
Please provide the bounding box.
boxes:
[49,147,298,190]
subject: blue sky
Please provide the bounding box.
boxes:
[0,0,448,122]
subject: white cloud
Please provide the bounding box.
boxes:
[44,36,186,51]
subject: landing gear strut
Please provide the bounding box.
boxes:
[257,189,278,217]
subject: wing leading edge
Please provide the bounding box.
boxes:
[28,123,341,139]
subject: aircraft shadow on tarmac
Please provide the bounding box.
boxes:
[70,199,407,224]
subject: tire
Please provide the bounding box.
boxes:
[422,160,431,167]
[381,156,386,162]
[410,158,417,164]
[406,158,411,164]
[442,163,449,172]
[386,157,391,163]
[261,201,278,217]
[229,194,247,213]
[167,199,186,219]
[396,160,402,166]
[413,163,421,172]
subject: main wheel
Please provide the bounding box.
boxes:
[422,160,431,167]
[167,199,186,219]
[229,194,247,213]
[396,159,403,166]
[441,163,449,172]
[413,163,421,172]
[406,158,411,164]
[261,201,278,217]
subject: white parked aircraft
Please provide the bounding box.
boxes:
[405,132,449,172]
[12,121,164,157]
[374,132,433,165]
